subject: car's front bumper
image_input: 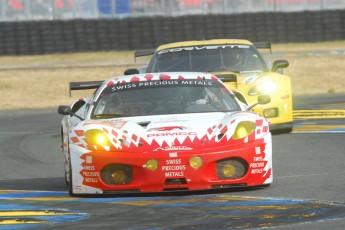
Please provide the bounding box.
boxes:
[69,133,272,195]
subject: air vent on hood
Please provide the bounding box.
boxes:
[137,121,151,128]
[216,74,237,83]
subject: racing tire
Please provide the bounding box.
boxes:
[68,162,75,196]
[61,128,69,185]
[281,126,293,134]
[270,122,293,134]
[64,169,69,186]
[276,125,293,134]
[67,140,75,196]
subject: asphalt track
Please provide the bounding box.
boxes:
[0,93,345,230]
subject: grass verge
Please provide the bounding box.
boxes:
[0,41,345,110]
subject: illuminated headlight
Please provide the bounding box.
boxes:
[233,121,256,140]
[146,159,158,171]
[249,81,277,96]
[84,129,111,146]
[189,156,203,169]
[216,158,248,179]
[263,108,279,118]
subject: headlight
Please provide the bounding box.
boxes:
[146,159,158,171]
[84,129,111,146]
[216,158,248,179]
[233,121,256,140]
[248,81,277,96]
[190,156,203,169]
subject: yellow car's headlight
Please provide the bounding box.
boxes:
[249,81,277,96]
[233,121,256,140]
[84,129,111,146]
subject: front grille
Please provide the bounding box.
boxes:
[100,164,133,185]
[212,183,247,189]
[165,178,187,185]
[103,189,140,194]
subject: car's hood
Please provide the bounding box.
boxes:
[71,112,269,152]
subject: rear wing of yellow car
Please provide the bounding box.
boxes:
[69,81,104,97]
[253,42,272,53]
[133,42,272,59]
[133,49,155,62]
[134,49,155,58]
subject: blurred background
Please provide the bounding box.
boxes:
[1,0,344,21]
[0,0,345,55]
[1,0,345,109]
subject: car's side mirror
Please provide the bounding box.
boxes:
[124,68,140,75]
[58,105,72,115]
[58,105,84,121]
[271,60,289,73]
[247,95,271,111]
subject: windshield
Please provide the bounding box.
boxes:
[147,45,268,73]
[91,79,241,119]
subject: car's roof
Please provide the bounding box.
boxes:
[156,39,253,51]
[104,72,220,86]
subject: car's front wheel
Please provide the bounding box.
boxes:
[68,161,74,196]
[270,122,293,134]
[64,168,69,186]
[66,141,75,196]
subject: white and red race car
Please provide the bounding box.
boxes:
[58,72,272,196]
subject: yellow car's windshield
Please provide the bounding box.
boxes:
[147,45,268,73]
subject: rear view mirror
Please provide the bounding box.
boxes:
[58,105,84,121]
[272,60,289,72]
[247,95,271,111]
[124,68,140,75]
[58,105,72,115]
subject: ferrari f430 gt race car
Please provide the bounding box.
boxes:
[125,39,293,133]
[58,72,272,196]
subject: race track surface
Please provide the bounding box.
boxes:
[0,94,345,230]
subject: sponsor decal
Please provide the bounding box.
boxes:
[147,132,197,137]
[82,165,99,183]
[253,156,263,162]
[169,152,178,157]
[250,162,265,168]
[101,79,222,95]
[255,146,261,154]
[153,146,193,151]
[162,158,186,177]
[251,168,263,174]
[158,45,250,55]
[243,76,259,84]
[86,156,92,164]
[250,146,267,174]
[149,126,187,132]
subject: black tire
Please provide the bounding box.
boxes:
[64,168,69,186]
[61,128,69,186]
[66,140,75,196]
[275,125,293,134]
[270,122,293,134]
[68,161,74,196]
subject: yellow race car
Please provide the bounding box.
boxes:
[125,39,293,133]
